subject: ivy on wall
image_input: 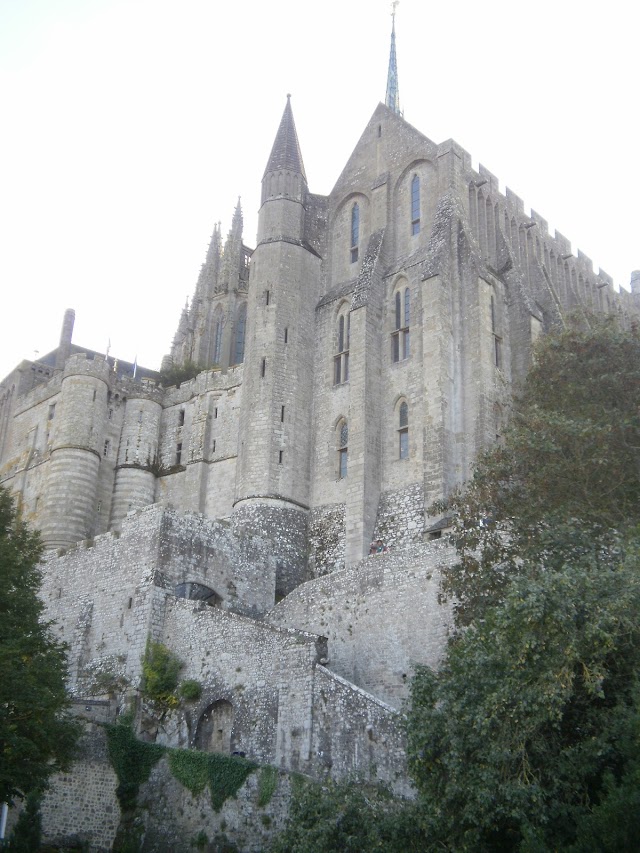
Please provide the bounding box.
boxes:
[106,718,258,814]
[105,716,165,811]
[257,765,279,808]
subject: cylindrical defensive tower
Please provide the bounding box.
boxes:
[109,389,163,530]
[40,355,110,548]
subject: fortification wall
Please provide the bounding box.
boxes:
[268,540,454,707]
[40,506,278,698]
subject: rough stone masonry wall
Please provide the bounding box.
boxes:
[268,540,455,708]
[232,501,309,599]
[40,723,120,853]
[372,482,425,549]
[156,597,324,766]
[308,502,346,577]
[40,723,297,853]
[311,666,411,797]
[40,506,278,697]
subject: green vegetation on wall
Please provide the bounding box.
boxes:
[105,716,165,811]
[106,717,257,815]
[257,765,279,808]
[140,639,183,707]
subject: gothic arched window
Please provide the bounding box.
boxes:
[232,304,247,365]
[334,309,350,385]
[398,401,409,459]
[350,203,359,263]
[392,286,410,362]
[337,420,348,479]
[411,175,420,235]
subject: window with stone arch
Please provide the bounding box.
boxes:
[350,203,360,263]
[333,306,350,385]
[391,283,410,362]
[232,303,247,365]
[411,174,420,235]
[337,419,348,479]
[213,309,224,365]
[398,400,409,459]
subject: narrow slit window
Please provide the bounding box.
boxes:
[281,405,285,422]
[176,442,182,465]
[284,327,288,344]
[350,203,359,263]
[279,450,284,464]
[178,409,185,426]
[411,174,420,235]
[261,358,266,378]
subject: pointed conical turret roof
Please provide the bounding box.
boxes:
[263,95,307,181]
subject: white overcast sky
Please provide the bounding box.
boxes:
[0,0,637,379]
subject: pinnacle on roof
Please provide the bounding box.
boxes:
[263,95,307,181]
[231,197,243,237]
[385,2,401,115]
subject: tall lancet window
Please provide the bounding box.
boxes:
[337,420,348,479]
[333,308,350,385]
[392,286,410,362]
[213,310,224,365]
[233,304,247,365]
[350,203,360,263]
[398,401,409,459]
[411,175,420,235]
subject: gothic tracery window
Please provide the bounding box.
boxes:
[392,286,410,362]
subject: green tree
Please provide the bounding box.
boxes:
[436,316,640,627]
[408,317,640,850]
[268,780,425,853]
[0,488,80,805]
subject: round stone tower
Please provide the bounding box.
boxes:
[109,385,163,530]
[40,355,111,548]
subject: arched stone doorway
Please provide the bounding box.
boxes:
[195,699,234,753]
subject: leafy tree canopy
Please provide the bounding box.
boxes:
[0,488,80,804]
[408,317,640,850]
[435,316,640,626]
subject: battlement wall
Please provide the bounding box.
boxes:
[465,161,640,322]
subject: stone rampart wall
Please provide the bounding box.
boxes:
[268,540,454,707]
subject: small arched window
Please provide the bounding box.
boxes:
[334,310,350,385]
[398,401,409,459]
[350,203,360,263]
[338,420,348,479]
[392,286,410,362]
[232,304,247,365]
[411,175,420,235]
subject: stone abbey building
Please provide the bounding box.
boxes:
[1,19,639,850]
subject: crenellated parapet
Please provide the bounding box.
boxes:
[465,162,639,326]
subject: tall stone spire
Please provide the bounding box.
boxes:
[263,95,306,181]
[385,2,400,115]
